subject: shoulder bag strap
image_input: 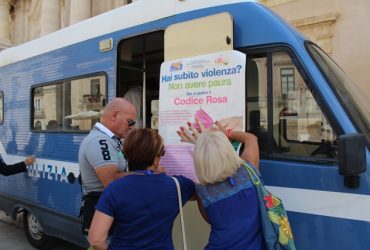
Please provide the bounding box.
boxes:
[171,177,188,250]
[243,162,261,186]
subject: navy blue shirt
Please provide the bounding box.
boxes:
[96,173,195,250]
[196,166,266,250]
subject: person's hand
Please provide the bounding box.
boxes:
[213,120,228,134]
[24,155,35,166]
[177,120,207,144]
[217,116,243,132]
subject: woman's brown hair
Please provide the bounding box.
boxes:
[123,128,164,171]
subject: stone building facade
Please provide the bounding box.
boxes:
[0,0,369,97]
[261,0,370,99]
[0,0,132,49]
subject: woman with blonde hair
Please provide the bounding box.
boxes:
[88,128,195,250]
[178,121,266,250]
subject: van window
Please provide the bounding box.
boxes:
[272,52,337,159]
[31,74,107,132]
[307,43,370,147]
[246,55,269,155]
[246,50,337,161]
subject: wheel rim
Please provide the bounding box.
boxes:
[27,213,44,240]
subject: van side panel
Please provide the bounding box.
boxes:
[0,2,368,249]
[0,34,117,246]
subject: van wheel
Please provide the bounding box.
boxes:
[23,211,54,249]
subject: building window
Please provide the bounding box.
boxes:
[280,68,295,94]
[91,79,101,99]
[34,98,41,111]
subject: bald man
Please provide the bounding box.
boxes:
[79,97,137,235]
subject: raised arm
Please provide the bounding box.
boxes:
[214,120,259,168]
[228,130,259,168]
[178,120,260,168]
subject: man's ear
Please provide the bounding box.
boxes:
[112,111,118,121]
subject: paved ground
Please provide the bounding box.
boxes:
[0,211,84,250]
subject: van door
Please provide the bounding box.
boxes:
[165,12,233,61]
[244,46,367,250]
[117,31,164,129]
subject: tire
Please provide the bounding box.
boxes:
[23,210,55,249]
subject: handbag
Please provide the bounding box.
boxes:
[243,162,296,250]
[171,177,188,250]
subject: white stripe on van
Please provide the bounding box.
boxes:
[0,143,79,176]
[268,186,370,222]
[1,140,368,221]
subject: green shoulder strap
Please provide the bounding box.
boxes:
[243,162,261,186]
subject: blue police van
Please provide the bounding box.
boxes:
[0,0,368,249]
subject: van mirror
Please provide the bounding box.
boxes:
[338,133,367,188]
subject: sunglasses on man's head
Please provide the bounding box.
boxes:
[127,119,136,127]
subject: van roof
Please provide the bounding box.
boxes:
[0,0,255,67]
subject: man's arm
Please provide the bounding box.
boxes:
[0,157,34,176]
[95,165,130,187]
[83,136,129,187]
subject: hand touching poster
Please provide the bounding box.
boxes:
[159,50,246,180]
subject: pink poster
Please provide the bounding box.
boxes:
[159,50,246,181]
